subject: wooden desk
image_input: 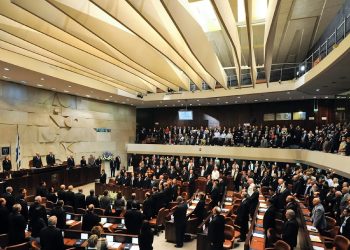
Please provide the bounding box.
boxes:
[0,165,100,195]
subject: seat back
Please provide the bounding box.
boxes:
[156,208,168,227]
[225,217,234,227]
[334,235,350,250]
[0,234,8,249]
[63,205,74,213]
[266,228,278,247]
[45,200,54,209]
[274,240,291,250]
[326,216,337,229]
[224,224,234,240]
[76,208,86,215]
[5,242,30,250]
[69,221,82,231]
[93,208,105,215]
[31,240,40,250]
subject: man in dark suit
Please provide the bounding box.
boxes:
[33,153,43,168]
[2,155,12,172]
[341,208,350,239]
[263,199,276,236]
[110,159,116,177]
[29,196,48,226]
[8,204,26,245]
[46,152,55,166]
[74,188,86,211]
[142,192,153,220]
[125,203,143,235]
[40,216,64,250]
[2,186,15,212]
[208,206,225,250]
[236,192,250,241]
[248,187,259,218]
[193,192,206,224]
[115,156,121,171]
[231,166,242,191]
[126,193,140,210]
[0,198,9,234]
[282,209,299,250]
[80,156,87,167]
[67,155,75,169]
[57,185,66,203]
[82,204,100,231]
[36,181,48,197]
[173,196,188,248]
[50,200,66,230]
[86,189,100,208]
[17,188,29,221]
[100,169,107,184]
[65,185,75,207]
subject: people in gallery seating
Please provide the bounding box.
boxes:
[33,152,43,168]
[46,152,55,166]
[136,123,350,156]
[2,155,12,172]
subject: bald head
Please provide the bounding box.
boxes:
[48,216,57,226]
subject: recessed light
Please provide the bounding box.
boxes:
[2,76,9,79]
[64,90,69,93]
[225,102,228,104]
[325,96,329,99]
[20,80,26,84]
[287,92,290,94]
[51,87,56,90]
[40,78,45,81]
[105,99,109,101]
[109,95,112,98]
[254,99,258,102]
[316,89,320,92]
[86,95,90,97]
[189,104,192,106]
[237,96,240,99]
[4,68,9,71]
[177,100,180,102]
[37,84,43,87]
[196,99,199,101]
[122,102,126,104]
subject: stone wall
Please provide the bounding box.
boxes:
[0,80,136,171]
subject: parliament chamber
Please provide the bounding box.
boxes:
[1,0,350,250]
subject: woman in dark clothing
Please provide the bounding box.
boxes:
[139,220,153,250]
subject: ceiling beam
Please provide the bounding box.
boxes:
[211,0,241,88]
[244,0,257,87]
[264,0,281,86]
[161,0,228,90]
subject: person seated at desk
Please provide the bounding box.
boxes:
[46,152,55,166]
[82,204,100,231]
[67,155,75,169]
[33,153,43,168]
[99,169,107,184]
[282,209,298,250]
[139,220,154,250]
[39,216,64,250]
[208,206,225,250]
[80,156,87,167]
[86,234,99,250]
[2,155,12,172]
[91,225,107,250]
[173,196,188,248]
[8,204,26,245]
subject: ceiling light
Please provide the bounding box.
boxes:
[300,65,305,72]
[20,80,26,84]
[86,95,90,97]
[287,92,290,94]
[122,102,126,104]
[237,96,240,99]
[177,100,181,102]
[225,102,228,104]
[4,68,9,71]
[40,78,45,81]
[325,96,329,99]
[316,89,320,92]
[36,84,43,87]
[51,87,56,90]
[105,99,109,101]
[254,99,258,102]
[64,90,69,93]
[2,76,9,79]
[109,95,112,98]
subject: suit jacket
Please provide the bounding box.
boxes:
[2,159,12,171]
[208,214,225,246]
[263,205,276,231]
[36,186,48,197]
[50,206,66,230]
[192,199,206,223]
[40,225,64,250]
[312,204,327,230]
[67,157,75,168]
[8,213,26,244]
[2,192,15,212]
[100,173,107,184]
[341,217,350,240]
[80,159,87,167]
[65,190,75,207]
[29,202,48,227]
[236,199,250,226]
[33,156,43,168]
[85,195,100,208]
[100,196,112,213]
[46,154,55,166]
[174,203,188,227]
[82,212,100,231]
[0,206,9,234]
[143,197,153,220]
[74,192,86,209]
[282,219,298,248]
[125,209,143,234]
[248,191,259,214]
[211,187,220,206]
[57,189,66,202]
[110,160,116,169]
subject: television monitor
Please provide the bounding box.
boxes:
[66,214,71,220]
[101,217,107,224]
[121,218,125,225]
[178,110,193,120]
[81,233,88,240]
[132,237,139,245]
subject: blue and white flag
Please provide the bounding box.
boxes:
[15,127,21,170]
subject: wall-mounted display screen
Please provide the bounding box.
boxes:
[178,110,193,120]
[263,113,275,121]
[276,113,291,120]
[293,112,306,120]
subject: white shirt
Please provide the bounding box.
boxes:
[211,170,220,180]
[248,183,256,196]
